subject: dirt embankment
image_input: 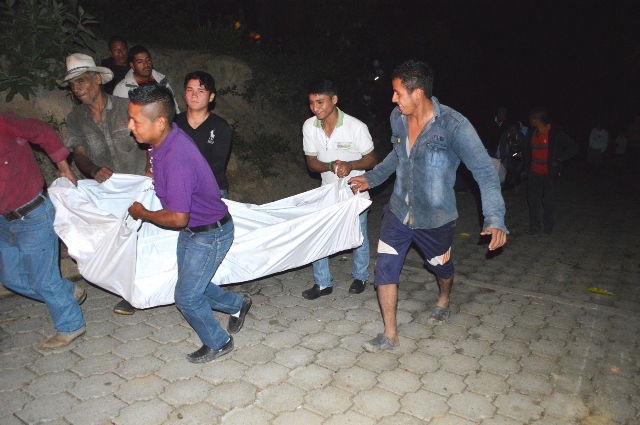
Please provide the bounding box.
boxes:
[0,45,317,204]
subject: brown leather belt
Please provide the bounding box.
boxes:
[3,193,45,221]
[186,212,232,233]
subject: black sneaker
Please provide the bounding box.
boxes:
[186,337,233,363]
[349,279,367,294]
[113,299,135,315]
[302,284,333,300]
[227,295,252,334]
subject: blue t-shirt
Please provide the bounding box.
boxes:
[151,123,227,227]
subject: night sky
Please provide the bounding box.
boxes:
[236,0,640,139]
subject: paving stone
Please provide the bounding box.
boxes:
[304,386,353,416]
[262,330,302,349]
[256,383,305,414]
[520,354,560,376]
[529,339,566,358]
[149,325,191,343]
[494,393,544,423]
[558,354,598,377]
[430,415,476,425]
[481,313,515,329]
[243,361,290,388]
[69,371,125,400]
[273,345,316,368]
[346,307,382,324]
[15,392,80,423]
[72,335,121,358]
[113,355,163,379]
[503,325,538,343]
[398,351,440,374]
[440,353,480,376]
[356,351,399,372]
[156,359,204,382]
[25,370,79,397]
[0,389,32,417]
[113,338,160,359]
[432,324,470,342]
[454,338,492,358]
[64,395,126,425]
[154,340,201,361]
[286,319,325,335]
[541,393,589,422]
[539,326,573,342]
[490,303,521,317]
[287,364,334,390]
[220,405,274,424]
[479,353,520,376]
[0,368,37,391]
[421,369,467,396]
[232,343,275,365]
[376,412,424,425]
[418,338,456,357]
[566,339,606,359]
[491,338,529,359]
[313,307,346,322]
[464,371,509,397]
[165,402,224,424]
[113,398,172,425]
[460,303,493,317]
[114,375,168,402]
[324,410,376,425]
[0,347,40,369]
[397,321,434,340]
[111,323,154,341]
[377,368,423,394]
[592,370,638,397]
[198,359,246,385]
[160,377,211,406]
[333,366,378,393]
[507,371,553,395]
[28,350,79,374]
[469,324,506,343]
[0,414,24,425]
[400,390,448,421]
[271,408,324,425]
[448,391,496,422]
[352,388,401,418]
[316,347,358,371]
[205,380,257,411]
[69,353,121,377]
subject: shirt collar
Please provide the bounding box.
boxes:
[313,106,345,128]
[152,123,179,159]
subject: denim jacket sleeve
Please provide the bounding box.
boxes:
[450,116,508,233]
[363,145,399,188]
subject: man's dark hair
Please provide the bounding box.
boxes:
[129,83,175,124]
[107,35,127,49]
[307,78,338,97]
[391,60,434,97]
[127,45,151,65]
[184,71,216,94]
[529,107,550,125]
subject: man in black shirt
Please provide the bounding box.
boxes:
[100,36,129,95]
[175,71,232,198]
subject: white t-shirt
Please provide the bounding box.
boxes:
[303,107,374,189]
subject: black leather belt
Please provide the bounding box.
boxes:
[186,212,231,233]
[3,193,45,221]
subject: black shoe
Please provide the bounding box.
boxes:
[227,295,252,334]
[113,299,135,315]
[186,337,234,363]
[302,284,333,300]
[349,279,367,294]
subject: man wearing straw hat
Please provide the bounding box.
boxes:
[60,53,148,316]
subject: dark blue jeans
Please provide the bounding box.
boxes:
[527,172,556,233]
[174,219,242,350]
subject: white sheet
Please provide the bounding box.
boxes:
[49,175,371,308]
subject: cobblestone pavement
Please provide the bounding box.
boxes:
[1,166,639,424]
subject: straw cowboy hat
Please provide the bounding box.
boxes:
[58,53,114,86]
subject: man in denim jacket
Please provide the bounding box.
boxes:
[349,60,508,352]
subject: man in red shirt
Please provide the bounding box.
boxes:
[524,107,578,235]
[0,114,87,348]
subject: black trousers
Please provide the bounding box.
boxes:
[527,172,556,233]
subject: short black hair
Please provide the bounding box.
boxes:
[127,45,150,65]
[529,107,550,125]
[391,60,434,97]
[128,83,175,124]
[184,71,216,94]
[107,35,127,50]
[307,78,338,97]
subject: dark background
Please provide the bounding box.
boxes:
[89,0,640,143]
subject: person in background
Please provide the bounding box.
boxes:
[587,123,609,169]
[100,35,129,95]
[175,71,232,198]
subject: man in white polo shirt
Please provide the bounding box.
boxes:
[302,78,378,299]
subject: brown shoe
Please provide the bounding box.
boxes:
[74,285,87,305]
[41,327,86,349]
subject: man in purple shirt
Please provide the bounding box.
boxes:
[126,84,251,363]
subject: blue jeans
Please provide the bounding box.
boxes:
[0,197,85,334]
[174,219,242,350]
[312,209,369,289]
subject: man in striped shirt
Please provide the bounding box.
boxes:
[524,107,578,236]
